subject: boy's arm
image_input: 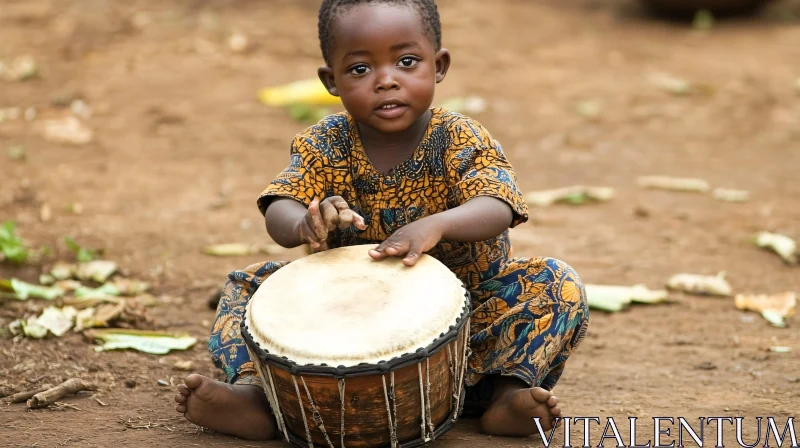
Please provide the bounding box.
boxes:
[369,196,513,266]
[430,196,513,242]
[264,198,308,248]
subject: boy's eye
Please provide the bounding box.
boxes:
[398,57,419,68]
[349,65,371,76]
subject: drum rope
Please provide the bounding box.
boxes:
[390,371,397,443]
[301,376,335,448]
[417,363,427,441]
[446,345,456,411]
[381,375,398,448]
[425,357,434,438]
[291,376,314,448]
[453,322,471,423]
[264,364,290,441]
[338,379,346,448]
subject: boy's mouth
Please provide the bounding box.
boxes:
[374,100,408,119]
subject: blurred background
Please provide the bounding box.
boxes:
[1,0,799,446]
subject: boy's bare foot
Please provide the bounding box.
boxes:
[175,374,276,441]
[479,377,561,437]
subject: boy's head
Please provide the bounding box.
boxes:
[317,0,450,134]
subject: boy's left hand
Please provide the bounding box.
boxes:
[369,217,443,266]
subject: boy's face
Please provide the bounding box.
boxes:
[318,4,450,134]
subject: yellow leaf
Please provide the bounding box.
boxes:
[258,79,341,107]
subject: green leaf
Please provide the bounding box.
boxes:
[0,221,29,264]
[0,278,64,300]
[586,284,668,312]
[561,192,588,205]
[65,236,97,262]
[74,283,120,299]
[7,145,26,161]
[85,329,197,354]
[693,9,714,31]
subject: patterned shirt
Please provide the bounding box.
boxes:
[258,108,529,289]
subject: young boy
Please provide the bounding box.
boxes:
[175,0,588,441]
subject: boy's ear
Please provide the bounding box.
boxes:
[318,66,339,96]
[434,49,451,84]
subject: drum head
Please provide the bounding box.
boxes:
[245,245,467,367]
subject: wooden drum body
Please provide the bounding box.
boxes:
[241,245,471,448]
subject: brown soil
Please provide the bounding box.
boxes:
[2,0,799,447]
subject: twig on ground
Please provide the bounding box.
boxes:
[27,378,97,409]
[7,384,53,403]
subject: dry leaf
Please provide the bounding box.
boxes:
[637,176,710,193]
[735,292,796,328]
[649,72,692,95]
[712,188,749,203]
[41,116,93,145]
[1,55,38,82]
[753,232,797,264]
[666,272,732,296]
[76,260,118,283]
[202,243,285,257]
[439,96,488,115]
[50,262,76,280]
[524,186,615,207]
[111,278,150,296]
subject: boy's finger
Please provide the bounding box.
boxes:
[337,209,368,231]
[337,209,355,230]
[369,240,390,259]
[368,248,386,259]
[308,199,328,239]
[382,240,407,257]
[402,242,423,266]
[319,200,340,231]
[299,219,321,248]
[329,196,349,211]
[352,212,367,230]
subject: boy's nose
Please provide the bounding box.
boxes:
[374,69,400,92]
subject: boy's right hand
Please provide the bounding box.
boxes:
[296,196,367,250]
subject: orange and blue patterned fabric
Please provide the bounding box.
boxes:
[209,108,589,404]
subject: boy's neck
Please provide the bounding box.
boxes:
[356,109,433,151]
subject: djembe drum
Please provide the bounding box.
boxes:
[241,245,471,448]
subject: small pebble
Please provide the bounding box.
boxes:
[124,379,137,388]
[70,100,92,119]
[157,379,169,387]
[633,205,650,218]
[694,361,717,370]
[131,11,152,29]
[228,32,250,53]
[173,360,193,371]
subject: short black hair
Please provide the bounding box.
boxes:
[318,0,442,66]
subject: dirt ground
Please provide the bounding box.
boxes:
[2,0,799,447]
